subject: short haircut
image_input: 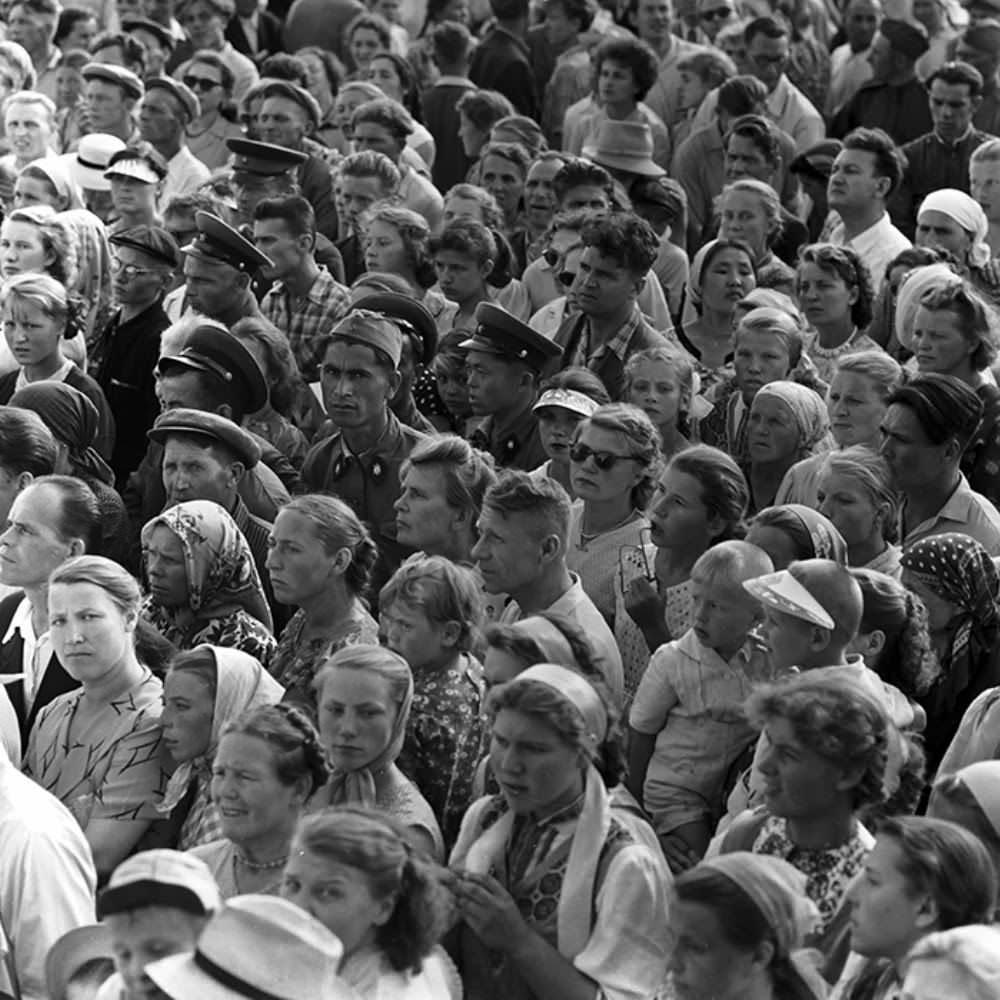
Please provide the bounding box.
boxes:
[351,97,414,142]
[579,213,658,276]
[841,127,907,196]
[455,89,516,131]
[55,7,95,45]
[430,20,474,66]
[552,158,613,204]
[482,469,572,547]
[490,0,529,21]
[338,149,401,192]
[886,372,984,449]
[592,36,660,101]
[926,60,985,97]
[0,406,56,476]
[430,217,498,266]
[677,48,737,88]
[164,190,226,218]
[744,15,788,46]
[478,139,531,176]
[253,194,316,241]
[2,90,56,124]
[546,0,597,31]
[718,75,769,117]
[971,136,1000,165]
[725,114,780,166]
[11,0,59,16]
[259,52,309,87]
[692,538,774,590]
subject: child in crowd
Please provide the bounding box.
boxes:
[628,540,775,869]
[624,346,698,462]
[429,330,473,434]
[530,366,609,497]
[380,554,486,845]
[623,444,750,657]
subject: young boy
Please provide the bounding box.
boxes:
[381,554,486,845]
[95,850,221,1000]
[627,540,775,869]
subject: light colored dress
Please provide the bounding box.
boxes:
[341,945,461,1000]
[190,838,283,900]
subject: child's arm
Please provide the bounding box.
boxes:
[627,664,680,807]
[626,728,656,806]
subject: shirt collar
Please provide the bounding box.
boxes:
[2,598,34,647]
[932,126,975,148]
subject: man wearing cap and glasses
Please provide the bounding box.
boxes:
[138,76,211,214]
[93,225,179,487]
[302,310,429,589]
[78,62,145,147]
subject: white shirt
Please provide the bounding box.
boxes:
[157,146,211,215]
[2,597,51,714]
[827,210,912,289]
[827,44,873,116]
[0,748,97,1000]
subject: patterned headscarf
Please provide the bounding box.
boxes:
[765,504,849,563]
[918,189,992,268]
[141,500,272,630]
[752,381,835,458]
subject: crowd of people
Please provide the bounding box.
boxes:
[5,0,1000,995]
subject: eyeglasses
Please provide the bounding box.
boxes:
[700,6,733,18]
[110,256,160,280]
[569,443,640,470]
[183,75,221,92]
[557,270,576,287]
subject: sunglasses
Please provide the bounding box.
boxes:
[569,443,640,470]
[700,6,733,18]
[183,75,221,91]
[110,256,160,280]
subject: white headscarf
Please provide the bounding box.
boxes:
[918,189,992,268]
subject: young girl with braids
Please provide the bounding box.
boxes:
[624,347,699,463]
[281,807,458,999]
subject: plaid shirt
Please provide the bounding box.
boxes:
[565,306,644,371]
[261,266,351,381]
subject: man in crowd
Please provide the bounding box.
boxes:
[335,150,401,284]
[6,0,61,101]
[80,61,144,145]
[826,127,911,289]
[827,0,881,117]
[959,19,1000,135]
[2,92,57,174]
[470,0,537,119]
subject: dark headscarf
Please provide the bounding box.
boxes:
[9,382,114,486]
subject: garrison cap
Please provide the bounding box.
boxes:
[147,408,261,468]
[182,210,273,273]
[461,302,563,373]
[144,75,200,121]
[330,310,404,368]
[109,224,180,268]
[82,61,145,100]
[352,292,437,365]
[157,322,269,414]
[227,137,308,176]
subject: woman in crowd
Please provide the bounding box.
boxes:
[298,46,346,152]
[192,703,328,897]
[309,645,444,860]
[24,555,164,879]
[778,350,903,507]
[796,244,880,383]
[345,11,393,81]
[182,50,242,171]
[901,925,1000,1000]
[831,816,997,1000]
[283,808,456,996]
[443,183,504,231]
[718,180,794,289]
[267,495,379,714]
[366,51,434,167]
[721,672,889,982]
[745,504,848,570]
[332,80,383,149]
[868,248,954,355]
[0,204,77,292]
[624,445,750,660]
[900,532,1000,770]
[363,205,437,300]
[670,853,828,1000]
[928,762,1000,889]
[140,500,276,663]
[678,238,758,392]
[475,142,530,240]
[156,644,284,850]
[746,380,832,513]
[901,276,1000,500]
[624,347,697,462]
[531,368,608,498]
[816,448,900,576]
[9,381,126,563]
[450,663,671,998]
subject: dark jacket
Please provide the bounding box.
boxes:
[831,76,933,146]
[422,79,476,194]
[225,10,284,59]
[469,24,538,119]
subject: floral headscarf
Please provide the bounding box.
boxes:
[141,500,272,630]
[751,381,834,458]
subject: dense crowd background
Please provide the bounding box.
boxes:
[5,0,1000,996]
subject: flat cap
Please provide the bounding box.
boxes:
[461,302,563,373]
[880,19,929,59]
[227,137,308,176]
[82,61,144,101]
[352,292,437,365]
[182,210,273,273]
[122,16,176,50]
[147,407,261,467]
[157,323,269,414]
[98,849,222,919]
[258,79,322,131]
[331,310,403,368]
[790,138,843,182]
[145,75,200,121]
[110,224,180,268]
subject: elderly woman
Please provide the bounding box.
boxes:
[140,500,276,664]
[25,556,164,879]
[9,381,126,563]
[722,672,890,982]
[156,644,284,850]
[309,645,444,859]
[450,663,671,999]
[777,349,903,507]
[191,703,329,898]
[747,380,833,513]
[267,495,379,714]
[670,853,828,1000]
[830,816,997,1000]
[796,243,881,383]
[475,141,530,240]
[915,189,1000,302]
[901,532,1000,770]
[745,504,848,569]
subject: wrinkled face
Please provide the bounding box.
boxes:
[971,159,1000,223]
[471,506,547,596]
[106,907,203,1000]
[182,255,243,319]
[5,100,53,164]
[0,218,52,278]
[258,96,308,149]
[929,79,977,143]
[320,339,396,431]
[817,467,884,548]
[733,329,791,404]
[524,158,562,229]
[394,462,460,552]
[910,305,976,377]
[49,581,135,684]
[878,402,953,493]
[828,148,886,213]
[0,483,72,589]
[161,668,215,763]
[266,508,339,608]
[465,348,526,417]
[317,666,397,773]
[2,295,62,368]
[748,393,802,464]
[826,371,886,448]
[162,437,236,507]
[6,3,53,54]
[670,900,759,1000]
[746,32,788,91]
[569,423,644,504]
[85,78,130,131]
[489,708,584,816]
[700,247,756,312]
[648,467,720,550]
[915,210,973,261]
[596,58,637,106]
[280,849,388,960]
[366,56,403,103]
[143,524,189,609]
[480,154,524,218]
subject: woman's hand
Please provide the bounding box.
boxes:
[453,872,532,954]
[624,576,662,626]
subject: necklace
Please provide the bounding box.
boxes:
[578,509,641,546]
[233,848,289,871]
